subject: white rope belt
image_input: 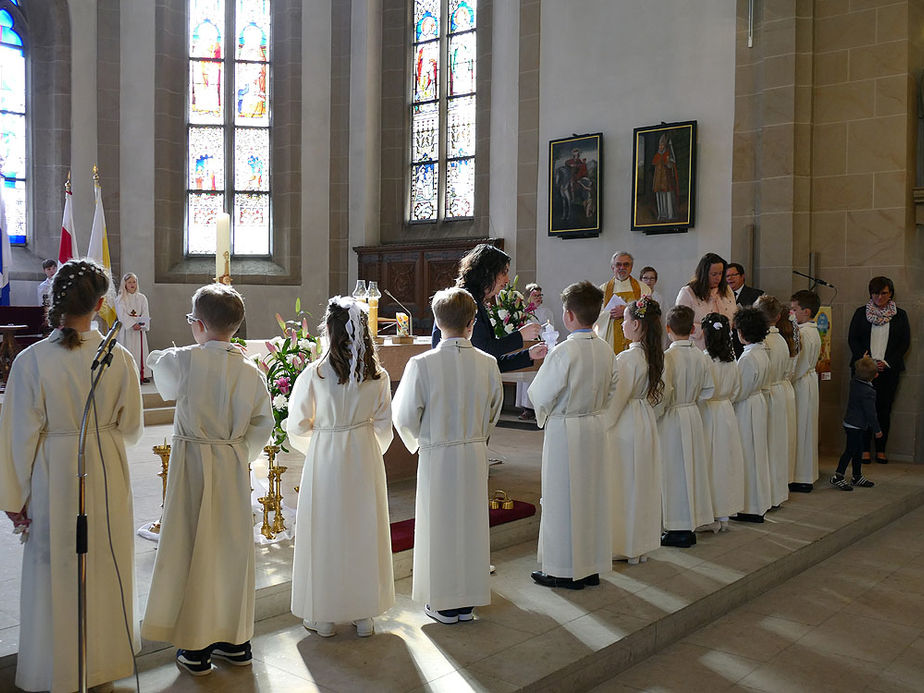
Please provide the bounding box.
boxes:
[548,409,605,420]
[173,433,246,446]
[667,402,697,410]
[313,420,373,433]
[42,422,117,437]
[420,436,488,451]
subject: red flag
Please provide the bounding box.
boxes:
[58,187,77,264]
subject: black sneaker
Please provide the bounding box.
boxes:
[176,648,212,676]
[829,475,853,491]
[851,475,875,488]
[210,641,253,666]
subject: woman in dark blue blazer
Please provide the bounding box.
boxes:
[847,276,911,463]
[432,244,547,371]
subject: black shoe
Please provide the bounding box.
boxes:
[875,456,888,465]
[210,641,252,666]
[581,573,600,586]
[530,570,585,590]
[730,513,765,523]
[788,482,814,493]
[851,475,875,488]
[176,649,212,676]
[660,530,696,547]
[862,457,871,465]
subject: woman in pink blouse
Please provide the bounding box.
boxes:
[675,253,737,349]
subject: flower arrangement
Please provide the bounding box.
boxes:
[248,298,321,451]
[486,275,536,338]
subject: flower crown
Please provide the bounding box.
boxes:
[633,294,654,319]
[51,261,107,305]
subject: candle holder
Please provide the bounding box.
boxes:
[260,444,287,538]
[367,281,383,344]
[257,495,275,540]
[150,441,171,534]
[216,250,232,285]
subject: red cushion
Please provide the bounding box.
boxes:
[389,500,536,553]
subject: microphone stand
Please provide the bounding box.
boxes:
[77,329,121,693]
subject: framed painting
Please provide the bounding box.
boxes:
[631,120,696,233]
[548,133,602,238]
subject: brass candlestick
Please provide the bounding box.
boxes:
[217,250,232,285]
[259,444,287,538]
[257,495,275,540]
[271,462,287,534]
[150,440,171,534]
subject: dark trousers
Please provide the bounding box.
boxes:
[864,368,900,455]
[837,427,866,479]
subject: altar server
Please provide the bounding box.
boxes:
[288,297,395,639]
[529,281,616,588]
[394,288,503,623]
[115,272,151,382]
[612,295,665,564]
[657,305,715,547]
[731,307,772,522]
[790,290,822,493]
[0,259,143,693]
[698,313,745,530]
[141,284,273,675]
[755,296,792,508]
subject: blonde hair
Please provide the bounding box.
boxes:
[432,287,477,333]
[118,272,139,299]
[854,356,878,381]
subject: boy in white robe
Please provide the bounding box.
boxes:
[529,281,616,588]
[141,284,273,675]
[657,305,715,547]
[393,288,503,623]
[790,290,822,493]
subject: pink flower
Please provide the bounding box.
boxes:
[275,376,291,395]
[265,341,278,354]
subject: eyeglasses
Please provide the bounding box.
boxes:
[186,313,201,325]
[726,272,741,278]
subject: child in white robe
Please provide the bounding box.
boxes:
[698,313,745,530]
[790,290,822,493]
[141,284,273,675]
[778,312,800,484]
[731,307,772,523]
[115,272,151,382]
[612,295,665,564]
[755,296,792,509]
[288,297,395,638]
[657,305,715,547]
[529,281,616,587]
[393,288,503,622]
[0,260,143,693]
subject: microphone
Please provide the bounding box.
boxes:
[92,320,122,371]
[792,270,836,288]
[383,288,413,317]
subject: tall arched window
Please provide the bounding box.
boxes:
[187,0,271,257]
[0,0,27,245]
[409,0,476,223]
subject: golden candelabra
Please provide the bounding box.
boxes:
[257,444,288,539]
[150,440,171,534]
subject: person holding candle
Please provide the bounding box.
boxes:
[115,272,151,383]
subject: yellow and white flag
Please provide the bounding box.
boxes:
[87,170,118,326]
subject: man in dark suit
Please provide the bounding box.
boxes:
[727,263,764,357]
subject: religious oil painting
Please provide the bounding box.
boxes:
[631,120,696,233]
[548,133,602,238]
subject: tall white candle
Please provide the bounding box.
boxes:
[216,212,231,281]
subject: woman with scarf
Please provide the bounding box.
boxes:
[847,276,910,464]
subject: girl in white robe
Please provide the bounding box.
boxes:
[0,260,143,693]
[790,291,822,491]
[698,313,745,529]
[394,288,503,619]
[779,312,801,484]
[755,296,792,508]
[732,307,772,521]
[611,296,665,564]
[115,272,151,382]
[288,297,395,636]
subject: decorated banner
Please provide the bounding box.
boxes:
[816,305,832,380]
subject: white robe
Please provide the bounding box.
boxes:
[287,361,396,623]
[515,305,556,408]
[734,343,772,516]
[656,340,715,530]
[141,342,273,650]
[792,322,821,484]
[764,330,791,506]
[785,354,798,483]
[115,291,150,380]
[393,338,503,610]
[611,343,662,560]
[0,330,143,693]
[528,331,616,579]
[699,354,745,519]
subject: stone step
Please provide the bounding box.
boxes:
[143,407,175,426]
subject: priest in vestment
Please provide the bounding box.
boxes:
[594,252,651,354]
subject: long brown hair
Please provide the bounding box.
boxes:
[455,244,510,303]
[776,310,799,357]
[626,296,665,406]
[688,252,730,302]
[318,299,382,384]
[48,259,110,350]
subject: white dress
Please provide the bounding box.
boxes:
[734,343,772,516]
[393,338,503,610]
[699,355,745,519]
[792,322,821,484]
[785,354,798,483]
[141,342,274,650]
[0,330,143,693]
[115,291,151,380]
[764,329,791,506]
[287,360,396,623]
[528,331,616,579]
[611,343,662,560]
[656,340,715,530]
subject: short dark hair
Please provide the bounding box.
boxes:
[42,259,57,270]
[727,262,745,276]
[432,287,477,333]
[560,281,603,327]
[192,284,246,335]
[854,356,878,381]
[639,266,657,280]
[666,305,695,337]
[868,276,895,300]
[735,306,769,344]
[790,289,820,317]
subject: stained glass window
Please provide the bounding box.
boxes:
[410,0,476,222]
[0,2,26,244]
[187,0,272,256]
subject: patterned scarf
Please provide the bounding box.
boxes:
[866,299,897,326]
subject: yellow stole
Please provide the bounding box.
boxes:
[603,276,644,354]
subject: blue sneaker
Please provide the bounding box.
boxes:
[176,648,212,676]
[210,641,253,666]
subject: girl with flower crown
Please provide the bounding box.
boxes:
[0,259,143,692]
[611,294,665,564]
[287,297,395,638]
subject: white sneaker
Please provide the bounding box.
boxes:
[719,519,729,532]
[303,620,336,637]
[640,555,649,563]
[489,564,496,574]
[627,557,640,565]
[352,618,374,637]
[425,604,459,624]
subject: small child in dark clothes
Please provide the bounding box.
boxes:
[831,356,881,490]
